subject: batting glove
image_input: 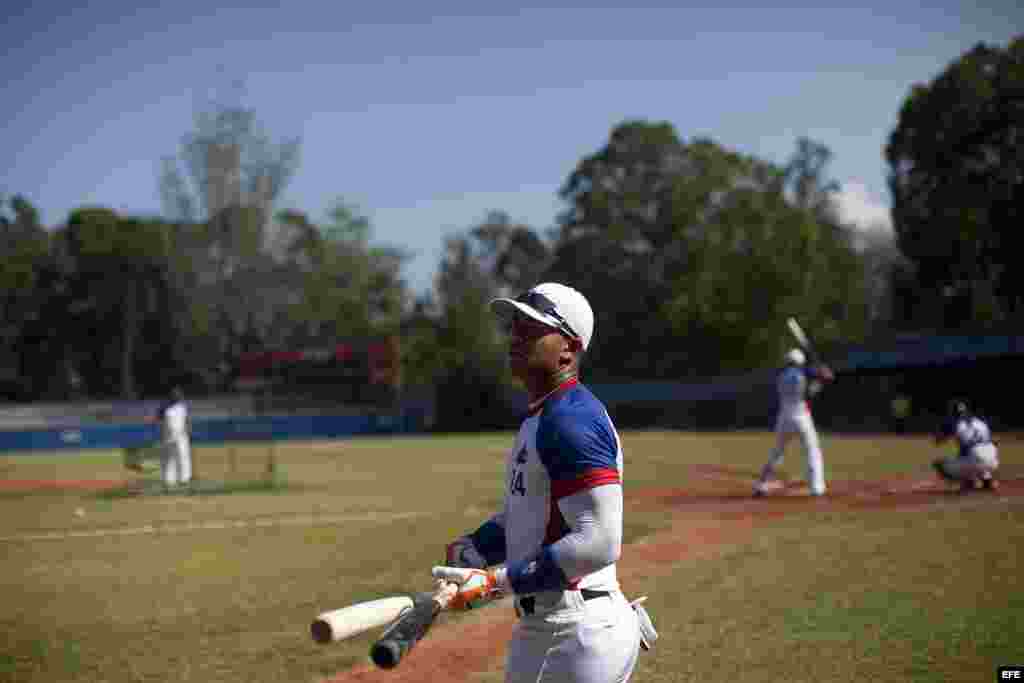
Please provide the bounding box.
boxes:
[445,536,488,569]
[431,566,509,610]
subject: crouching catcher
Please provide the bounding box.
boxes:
[932,400,999,492]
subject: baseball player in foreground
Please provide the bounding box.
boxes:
[753,348,835,497]
[433,282,655,682]
[156,387,192,488]
[932,400,1000,492]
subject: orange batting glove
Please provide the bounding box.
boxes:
[431,566,509,610]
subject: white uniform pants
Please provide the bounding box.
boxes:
[936,443,999,482]
[505,589,640,683]
[761,410,826,495]
[161,437,192,486]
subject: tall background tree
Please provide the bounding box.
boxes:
[0,195,59,399]
[470,210,553,296]
[399,210,557,429]
[58,208,184,398]
[886,36,1024,330]
[423,229,512,430]
[274,201,409,347]
[549,120,871,380]
[158,89,302,372]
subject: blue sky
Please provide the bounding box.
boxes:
[4,1,1021,295]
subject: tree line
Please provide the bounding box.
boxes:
[1,38,1020,421]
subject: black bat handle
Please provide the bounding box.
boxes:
[370,639,407,670]
[370,593,441,669]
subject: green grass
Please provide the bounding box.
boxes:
[97,475,291,499]
[628,503,1024,683]
[1,431,1021,682]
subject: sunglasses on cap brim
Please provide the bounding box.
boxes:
[513,291,580,341]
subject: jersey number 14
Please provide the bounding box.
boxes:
[510,469,526,496]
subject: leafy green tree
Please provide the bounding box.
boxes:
[436,236,503,362]
[158,92,301,366]
[398,297,443,390]
[320,201,371,245]
[274,201,409,347]
[0,195,55,397]
[159,99,300,225]
[551,120,870,378]
[785,137,841,220]
[549,121,703,379]
[59,208,182,397]
[469,210,552,295]
[422,229,521,430]
[0,195,49,292]
[667,162,867,371]
[886,36,1024,329]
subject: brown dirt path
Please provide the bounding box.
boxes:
[321,465,1024,683]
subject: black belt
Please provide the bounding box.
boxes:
[517,589,609,616]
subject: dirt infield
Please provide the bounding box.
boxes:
[323,465,1024,683]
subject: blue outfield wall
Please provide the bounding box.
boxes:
[0,413,413,453]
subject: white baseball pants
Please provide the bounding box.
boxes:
[161,438,192,486]
[760,411,826,495]
[505,589,640,683]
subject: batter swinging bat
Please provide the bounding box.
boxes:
[310,596,415,644]
[370,581,457,669]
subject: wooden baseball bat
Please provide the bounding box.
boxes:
[786,317,819,363]
[310,596,415,644]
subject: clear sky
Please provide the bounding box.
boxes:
[4,1,1021,296]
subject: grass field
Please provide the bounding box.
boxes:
[1,431,1021,683]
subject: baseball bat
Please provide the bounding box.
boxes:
[310,596,415,644]
[786,317,819,363]
[370,582,457,669]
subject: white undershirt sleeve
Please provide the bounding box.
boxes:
[549,484,623,580]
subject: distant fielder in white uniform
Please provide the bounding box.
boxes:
[754,348,835,497]
[157,387,192,488]
[432,283,655,683]
[932,400,999,492]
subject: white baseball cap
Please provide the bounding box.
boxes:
[490,283,595,351]
[785,348,806,366]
